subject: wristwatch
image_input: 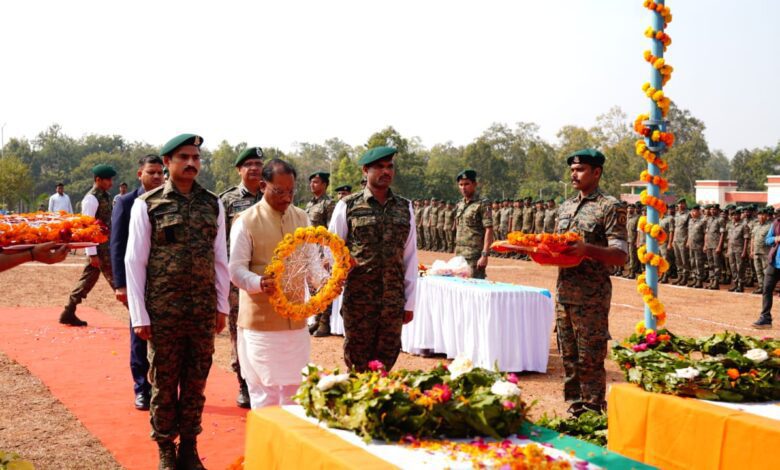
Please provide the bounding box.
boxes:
[481,251,489,257]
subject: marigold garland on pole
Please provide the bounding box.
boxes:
[635,0,673,333]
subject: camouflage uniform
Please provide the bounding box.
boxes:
[522,202,534,233]
[704,215,725,286]
[219,183,262,385]
[414,202,424,249]
[429,202,440,250]
[659,212,675,282]
[511,204,523,234]
[555,188,627,411]
[672,209,691,284]
[492,204,502,240]
[455,197,493,279]
[544,206,557,234]
[626,212,640,276]
[499,205,512,241]
[142,180,221,443]
[421,202,431,250]
[726,218,750,290]
[443,204,455,253]
[436,205,447,252]
[340,188,413,371]
[688,216,708,285]
[752,217,771,290]
[305,193,336,228]
[66,187,114,309]
[533,206,545,234]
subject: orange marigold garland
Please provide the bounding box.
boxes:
[0,211,108,247]
[636,274,667,326]
[264,226,351,321]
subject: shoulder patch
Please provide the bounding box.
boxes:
[139,185,164,201]
[218,186,238,198]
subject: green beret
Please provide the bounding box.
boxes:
[235,147,264,166]
[335,185,352,192]
[92,164,117,179]
[524,196,532,201]
[358,146,397,166]
[566,148,606,167]
[676,197,687,204]
[308,172,330,183]
[724,204,735,210]
[692,204,702,210]
[161,133,203,157]
[713,204,720,209]
[703,204,712,209]
[456,169,478,182]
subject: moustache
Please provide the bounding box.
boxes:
[184,166,198,173]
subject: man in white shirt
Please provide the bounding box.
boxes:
[60,165,116,326]
[125,134,228,470]
[229,158,328,408]
[328,146,418,372]
[48,183,73,213]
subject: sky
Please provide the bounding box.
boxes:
[1,0,778,157]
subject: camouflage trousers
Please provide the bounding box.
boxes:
[147,313,216,443]
[68,245,114,306]
[705,249,722,282]
[728,252,747,287]
[672,243,690,278]
[446,230,456,253]
[423,227,432,250]
[555,302,609,410]
[341,298,405,372]
[416,226,425,249]
[754,254,767,289]
[690,247,707,281]
[628,242,640,274]
[228,284,242,378]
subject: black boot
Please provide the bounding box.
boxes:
[59,303,87,327]
[752,317,772,330]
[313,309,331,337]
[308,314,320,335]
[236,377,250,409]
[157,441,177,470]
[177,439,206,470]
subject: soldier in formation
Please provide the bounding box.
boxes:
[454,170,493,279]
[305,171,337,337]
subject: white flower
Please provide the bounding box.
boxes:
[674,367,700,380]
[448,356,474,380]
[490,380,522,398]
[316,373,350,391]
[744,348,769,363]
[301,363,322,376]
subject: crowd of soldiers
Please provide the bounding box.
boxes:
[413,197,558,254]
[616,199,774,293]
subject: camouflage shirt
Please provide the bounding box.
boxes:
[455,197,493,260]
[543,208,557,234]
[626,214,639,244]
[555,188,627,307]
[443,207,455,230]
[522,206,535,232]
[705,216,725,249]
[727,219,750,254]
[752,219,771,254]
[499,207,512,232]
[688,217,707,247]
[673,210,690,245]
[219,182,262,252]
[437,206,447,229]
[141,180,220,320]
[510,207,523,232]
[89,186,112,247]
[429,205,440,229]
[533,209,545,234]
[421,205,431,227]
[660,214,674,241]
[413,205,423,227]
[492,207,501,231]
[305,193,336,228]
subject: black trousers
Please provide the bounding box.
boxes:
[758,263,780,321]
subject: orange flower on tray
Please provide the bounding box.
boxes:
[0,211,108,248]
[492,231,584,267]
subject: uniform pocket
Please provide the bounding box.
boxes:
[154,213,184,244]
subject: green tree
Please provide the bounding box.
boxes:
[365,127,426,199]
[663,103,711,196]
[0,156,33,211]
[210,140,246,194]
[705,150,731,180]
[331,150,363,192]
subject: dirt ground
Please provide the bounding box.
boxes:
[1,250,776,468]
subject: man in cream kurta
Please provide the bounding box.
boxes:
[229,159,328,408]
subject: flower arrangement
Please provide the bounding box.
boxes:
[491,232,584,267]
[612,330,780,402]
[264,226,352,321]
[295,359,528,442]
[535,411,608,447]
[402,437,574,469]
[0,211,108,247]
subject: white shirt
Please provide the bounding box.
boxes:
[81,193,100,256]
[328,198,418,311]
[48,193,73,213]
[124,197,230,327]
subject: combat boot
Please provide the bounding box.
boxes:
[236,378,250,409]
[708,280,720,290]
[59,303,87,327]
[177,439,206,470]
[752,317,772,329]
[308,314,320,335]
[659,273,669,284]
[313,310,331,337]
[752,287,763,295]
[733,285,744,293]
[157,441,177,470]
[693,280,703,289]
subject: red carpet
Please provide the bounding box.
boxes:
[0,307,246,469]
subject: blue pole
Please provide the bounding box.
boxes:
[643,0,666,331]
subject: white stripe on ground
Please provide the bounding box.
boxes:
[15,263,86,267]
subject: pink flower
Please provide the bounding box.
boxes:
[502,400,516,410]
[632,343,648,352]
[506,373,519,384]
[368,360,385,371]
[425,383,452,403]
[645,332,658,345]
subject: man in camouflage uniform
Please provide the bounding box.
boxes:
[436,200,448,252]
[744,206,758,287]
[491,201,501,240]
[687,205,708,288]
[704,204,725,290]
[443,201,456,253]
[533,200,545,234]
[219,146,264,408]
[544,198,557,234]
[726,208,751,292]
[670,198,691,285]
[329,146,417,372]
[305,171,337,337]
[429,198,441,250]
[455,169,494,279]
[554,149,627,416]
[658,204,675,283]
[420,199,431,250]
[509,200,524,259]
[625,204,639,279]
[751,208,771,294]
[500,200,513,240]
[60,164,117,326]
[522,197,534,234]
[126,134,229,470]
[414,200,424,250]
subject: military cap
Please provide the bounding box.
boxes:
[635,202,643,208]
[160,133,203,157]
[456,169,477,182]
[713,203,720,209]
[358,146,397,166]
[676,197,687,204]
[335,185,352,192]
[724,204,735,210]
[308,171,330,183]
[734,206,744,214]
[235,146,264,166]
[91,164,117,179]
[748,204,757,211]
[566,148,606,167]
[692,204,701,210]
[524,196,532,201]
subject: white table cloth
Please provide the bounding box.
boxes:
[331,275,554,372]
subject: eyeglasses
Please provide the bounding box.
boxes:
[266,185,295,197]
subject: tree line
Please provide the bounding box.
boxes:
[1,103,778,212]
